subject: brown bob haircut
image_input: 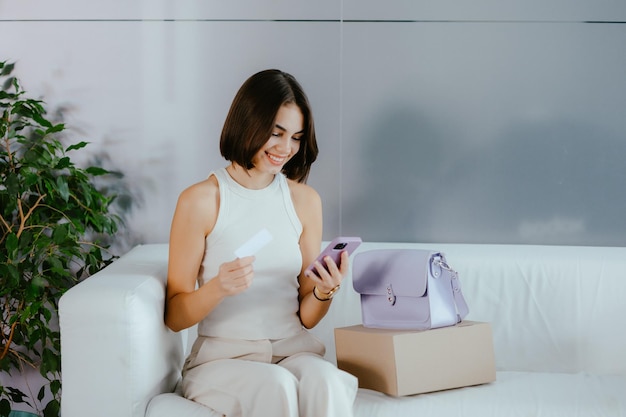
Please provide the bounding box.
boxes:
[220,69,319,183]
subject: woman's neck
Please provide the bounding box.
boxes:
[226,164,275,190]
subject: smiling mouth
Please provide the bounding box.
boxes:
[266,152,288,165]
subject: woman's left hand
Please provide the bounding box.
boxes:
[304,250,350,294]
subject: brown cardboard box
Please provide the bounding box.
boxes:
[335,321,496,396]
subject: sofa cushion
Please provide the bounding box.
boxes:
[147,392,219,417]
[353,371,626,416]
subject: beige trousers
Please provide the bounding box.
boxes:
[182,330,358,417]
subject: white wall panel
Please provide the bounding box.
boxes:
[5,0,625,22]
[343,0,626,22]
[2,2,625,247]
[0,20,341,244]
[340,22,626,245]
[0,0,340,21]
[0,1,141,19]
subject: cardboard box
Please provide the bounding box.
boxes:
[335,321,496,396]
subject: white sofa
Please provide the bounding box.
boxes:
[59,242,626,417]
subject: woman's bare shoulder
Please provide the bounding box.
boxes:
[174,175,220,233]
[179,176,219,205]
[287,179,322,230]
[287,179,321,207]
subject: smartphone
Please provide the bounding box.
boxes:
[305,237,362,276]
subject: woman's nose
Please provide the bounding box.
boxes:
[276,136,292,153]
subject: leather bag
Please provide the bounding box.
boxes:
[352,249,469,330]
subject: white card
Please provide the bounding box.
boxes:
[234,228,273,258]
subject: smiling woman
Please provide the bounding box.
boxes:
[164,69,357,417]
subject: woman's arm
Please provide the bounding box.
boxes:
[164,178,255,332]
[291,182,349,329]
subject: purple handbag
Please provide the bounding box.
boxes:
[352,249,469,330]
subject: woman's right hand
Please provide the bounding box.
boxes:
[215,256,256,297]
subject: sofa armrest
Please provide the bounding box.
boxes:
[60,244,184,417]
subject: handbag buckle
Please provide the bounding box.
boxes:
[433,256,462,292]
[432,256,457,277]
[386,284,396,306]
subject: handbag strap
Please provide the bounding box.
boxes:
[432,256,470,321]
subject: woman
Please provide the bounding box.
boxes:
[165,69,358,417]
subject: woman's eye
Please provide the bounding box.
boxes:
[292,136,302,141]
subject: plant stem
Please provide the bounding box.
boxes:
[0,321,18,360]
[0,213,10,233]
[16,194,47,238]
[0,300,23,361]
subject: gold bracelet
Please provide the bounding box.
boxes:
[313,285,340,301]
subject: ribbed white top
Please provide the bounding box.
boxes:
[197,167,304,340]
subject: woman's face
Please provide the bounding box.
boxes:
[251,102,303,175]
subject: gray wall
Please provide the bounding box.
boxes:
[1,1,625,247]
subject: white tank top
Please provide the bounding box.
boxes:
[197,167,304,340]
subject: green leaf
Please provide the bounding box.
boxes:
[43,398,60,417]
[6,387,28,403]
[41,348,60,376]
[47,257,66,277]
[5,233,18,257]
[4,172,19,195]
[42,306,52,323]
[54,156,71,170]
[6,264,20,287]
[0,265,9,291]
[27,276,47,299]
[0,399,11,417]
[31,110,53,128]
[51,224,69,244]
[2,76,16,92]
[50,379,61,395]
[46,122,65,134]
[23,147,41,164]
[65,141,88,152]
[24,170,40,187]
[0,62,14,76]
[56,176,70,202]
[80,181,93,206]
[85,166,110,176]
[26,327,41,345]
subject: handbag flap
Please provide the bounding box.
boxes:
[352,249,434,297]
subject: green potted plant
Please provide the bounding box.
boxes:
[1,61,121,417]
